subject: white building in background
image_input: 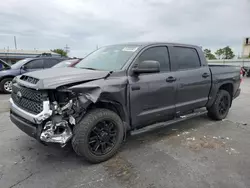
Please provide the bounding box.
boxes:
[0,49,61,64]
[242,37,250,58]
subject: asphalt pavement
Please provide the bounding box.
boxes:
[0,93,10,113]
[1,79,250,188]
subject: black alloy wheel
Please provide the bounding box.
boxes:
[207,90,231,120]
[72,108,124,163]
[218,95,230,116]
[88,120,117,156]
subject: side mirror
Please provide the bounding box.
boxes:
[132,60,160,74]
[21,65,26,70]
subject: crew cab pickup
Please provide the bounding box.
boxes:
[10,42,241,163]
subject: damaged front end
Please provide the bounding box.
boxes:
[10,79,105,146]
[38,98,75,146]
[10,73,128,147]
[40,119,72,146]
[38,87,99,146]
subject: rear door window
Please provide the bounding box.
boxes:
[173,47,201,70]
[44,59,60,68]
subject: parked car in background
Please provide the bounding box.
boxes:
[0,59,10,70]
[0,57,67,93]
[52,58,82,68]
[241,67,246,77]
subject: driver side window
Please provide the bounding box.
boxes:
[25,59,44,69]
[137,46,170,72]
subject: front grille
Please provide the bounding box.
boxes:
[11,84,48,114]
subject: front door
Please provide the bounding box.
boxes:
[128,46,177,128]
[21,59,44,74]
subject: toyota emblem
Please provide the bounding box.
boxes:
[17,91,22,100]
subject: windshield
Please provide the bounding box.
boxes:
[75,45,139,71]
[0,60,10,70]
[11,59,30,69]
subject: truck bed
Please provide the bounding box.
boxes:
[209,64,241,75]
[207,64,241,107]
[208,59,250,67]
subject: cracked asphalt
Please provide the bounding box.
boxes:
[1,79,250,188]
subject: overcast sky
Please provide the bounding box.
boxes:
[1,0,250,57]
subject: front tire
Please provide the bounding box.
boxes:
[72,108,124,163]
[207,90,231,120]
[0,78,13,94]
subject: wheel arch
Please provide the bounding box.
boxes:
[0,75,15,82]
[86,100,131,131]
[206,81,234,108]
[218,83,234,100]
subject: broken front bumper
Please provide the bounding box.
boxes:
[10,98,73,145]
[10,111,40,139]
[10,97,52,139]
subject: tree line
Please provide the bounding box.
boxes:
[203,46,236,60]
[51,49,68,57]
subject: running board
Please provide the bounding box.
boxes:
[131,109,207,136]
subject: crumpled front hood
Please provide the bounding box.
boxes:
[16,67,110,89]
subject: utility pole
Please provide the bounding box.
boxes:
[14,36,17,50]
[64,44,70,54]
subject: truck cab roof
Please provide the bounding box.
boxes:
[109,42,201,49]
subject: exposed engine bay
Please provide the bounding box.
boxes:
[39,90,92,146]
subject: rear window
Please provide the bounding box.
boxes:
[173,47,201,70]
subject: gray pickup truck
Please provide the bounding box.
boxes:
[10,42,241,163]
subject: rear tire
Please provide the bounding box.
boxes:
[72,108,124,163]
[0,78,13,94]
[207,90,231,120]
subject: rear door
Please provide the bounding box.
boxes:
[169,46,211,114]
[128,46,177,128]
[43,59,60,68]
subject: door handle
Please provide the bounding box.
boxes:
[166,76,176,82]
[131,86,140,91]
[202,73,210,78]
